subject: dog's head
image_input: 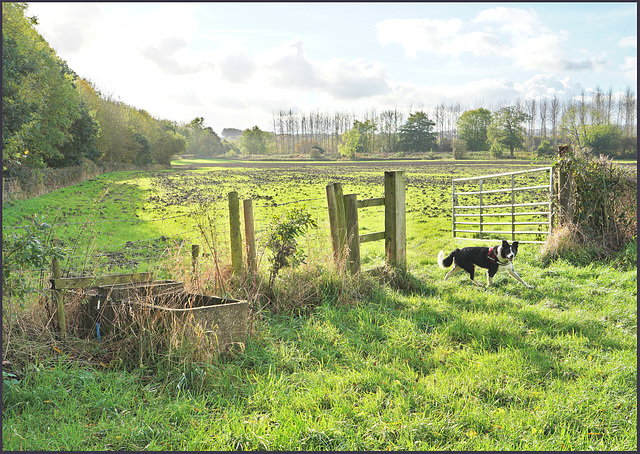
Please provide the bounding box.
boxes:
[499,240,519,262]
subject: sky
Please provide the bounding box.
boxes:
[26,2,637,135]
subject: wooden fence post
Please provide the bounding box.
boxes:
[344,193,360,275]
[333,182,347,252]
[384,171,406,271]
[191,244,200,275]
[243,198,257,277]
[228,191,243,275]
[326,183,341,261]
[556,166,573,224]
[52,257,66,336]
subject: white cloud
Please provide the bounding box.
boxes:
[514,74,584,99]
[321,58,390,99]
[219,51,256,83]
[378,7,603,74]
[618,36,637,48]
[377,18,464,58]
[258,39,321,89]
[621,56,637,81]
[474,6,543,40]
[29,3,102,54]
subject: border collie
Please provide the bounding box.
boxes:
[437,240,533,288]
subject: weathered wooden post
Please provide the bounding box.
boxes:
[555,145,573,225]
[51,257,66,336]
[344,193,360,274]
[333,182,347,252]
[228,191,243,275]
[191,244,200,275]
[326,183,341,261]
[243,198,257,277]
[384,170,406,271]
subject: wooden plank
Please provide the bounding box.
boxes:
[357,197,385,208]
[51,272,154,290]
[359,231,385,243]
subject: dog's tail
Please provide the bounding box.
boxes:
[437,250,456,269]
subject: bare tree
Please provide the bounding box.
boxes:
[539,97,548,139]
[623,86,637,137]
[550,95,560,145]
[605,87,614,125]
[526,98,537,149]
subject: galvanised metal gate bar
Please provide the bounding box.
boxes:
[452,167,554,244]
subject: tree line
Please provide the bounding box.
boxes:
[263,91,636,159]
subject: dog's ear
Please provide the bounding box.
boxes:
[502,239,509,247]
[512,241,519,251]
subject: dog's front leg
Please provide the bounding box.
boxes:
[507,269,533,288]
[486,272,493,287]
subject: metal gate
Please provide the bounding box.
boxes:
[452,167,553,244]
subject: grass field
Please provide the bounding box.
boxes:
[2,159,636,450]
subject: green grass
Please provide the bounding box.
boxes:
[2,161,636,450]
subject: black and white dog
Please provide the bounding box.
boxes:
[437,240,533,288]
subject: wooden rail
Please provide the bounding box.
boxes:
[452,167,553,244]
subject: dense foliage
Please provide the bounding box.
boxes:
[2,3,88,168]
[1,2,196,176]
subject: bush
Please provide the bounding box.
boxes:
[489,143,504,159]
[452,139,468,160]
[543,149,637,264]
[265,206,317,287]
[536,140,555,157]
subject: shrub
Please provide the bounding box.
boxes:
[265,206,317,287]
[452,139,468,160]
[489,143,504,159]
[543,148,637,264]
[536,140,555,157]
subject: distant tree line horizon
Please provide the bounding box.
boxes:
[2,2,637,181]
[259,88,637,159]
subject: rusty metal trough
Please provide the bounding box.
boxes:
[73,278,247,348]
